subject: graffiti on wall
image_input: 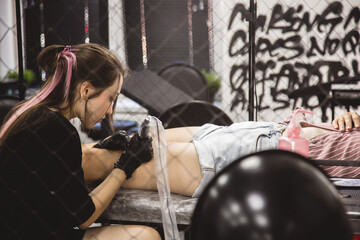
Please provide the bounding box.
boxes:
[228,1,360,121]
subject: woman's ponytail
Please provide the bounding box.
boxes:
[0,45,77,140]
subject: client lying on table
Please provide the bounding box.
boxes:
[83,109,360,198]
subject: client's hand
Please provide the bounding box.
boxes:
[92,130,130,150]
[332,112,360,131]
[114,133,153,179]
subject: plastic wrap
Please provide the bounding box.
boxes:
[140,116,180,240]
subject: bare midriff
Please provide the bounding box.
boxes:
[301,127,332,140]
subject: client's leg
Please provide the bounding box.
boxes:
[165,126,200,142]
[122,142,202,196]
[82,146,123,184]
[82,127,203,196]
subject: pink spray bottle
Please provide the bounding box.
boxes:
[278,109,313,158]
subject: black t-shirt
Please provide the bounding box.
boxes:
[0,108,95,240]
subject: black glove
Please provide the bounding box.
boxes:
[93,130,130,151]
[114,133,153,179]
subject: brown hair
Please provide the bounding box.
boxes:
[0,43,127,145]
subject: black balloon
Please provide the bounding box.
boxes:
[190,150,353,240]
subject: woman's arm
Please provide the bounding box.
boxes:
[80,133,153,228]
[82,145,122,184]
[79,168,126,229]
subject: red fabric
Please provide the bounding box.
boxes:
[283,108,360,178]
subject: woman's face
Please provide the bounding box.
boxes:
[83,76,123,129]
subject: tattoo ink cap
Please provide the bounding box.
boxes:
[278,109,313,157]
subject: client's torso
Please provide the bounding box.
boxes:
[301,126,333,140]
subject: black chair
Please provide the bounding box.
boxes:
[87,69,194,139]
[158,100,233,129]
[122,69,193,117]
[158,61,210,102]
[0,95,19,124]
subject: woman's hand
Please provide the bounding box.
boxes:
[332,112,360,131]
[92,130,130,150]
[114,133,153,179]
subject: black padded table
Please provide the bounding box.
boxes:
[96,159,360,236]
[338,187,360,234]
[96,189,196,238]
[97,187,360,236]
[97,189,196,225]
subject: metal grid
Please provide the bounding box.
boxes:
[1,0,360,239]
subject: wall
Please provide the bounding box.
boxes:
[0,0,18,81]
[214,0,360,123]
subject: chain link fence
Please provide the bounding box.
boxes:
[2,0,360,125]
[1,0,360,239]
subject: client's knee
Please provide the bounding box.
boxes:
[136,225,161,240]
[84,225,161,240]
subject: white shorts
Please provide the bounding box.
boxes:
[191,122,285,197]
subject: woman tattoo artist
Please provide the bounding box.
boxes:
[0,43,160,240]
